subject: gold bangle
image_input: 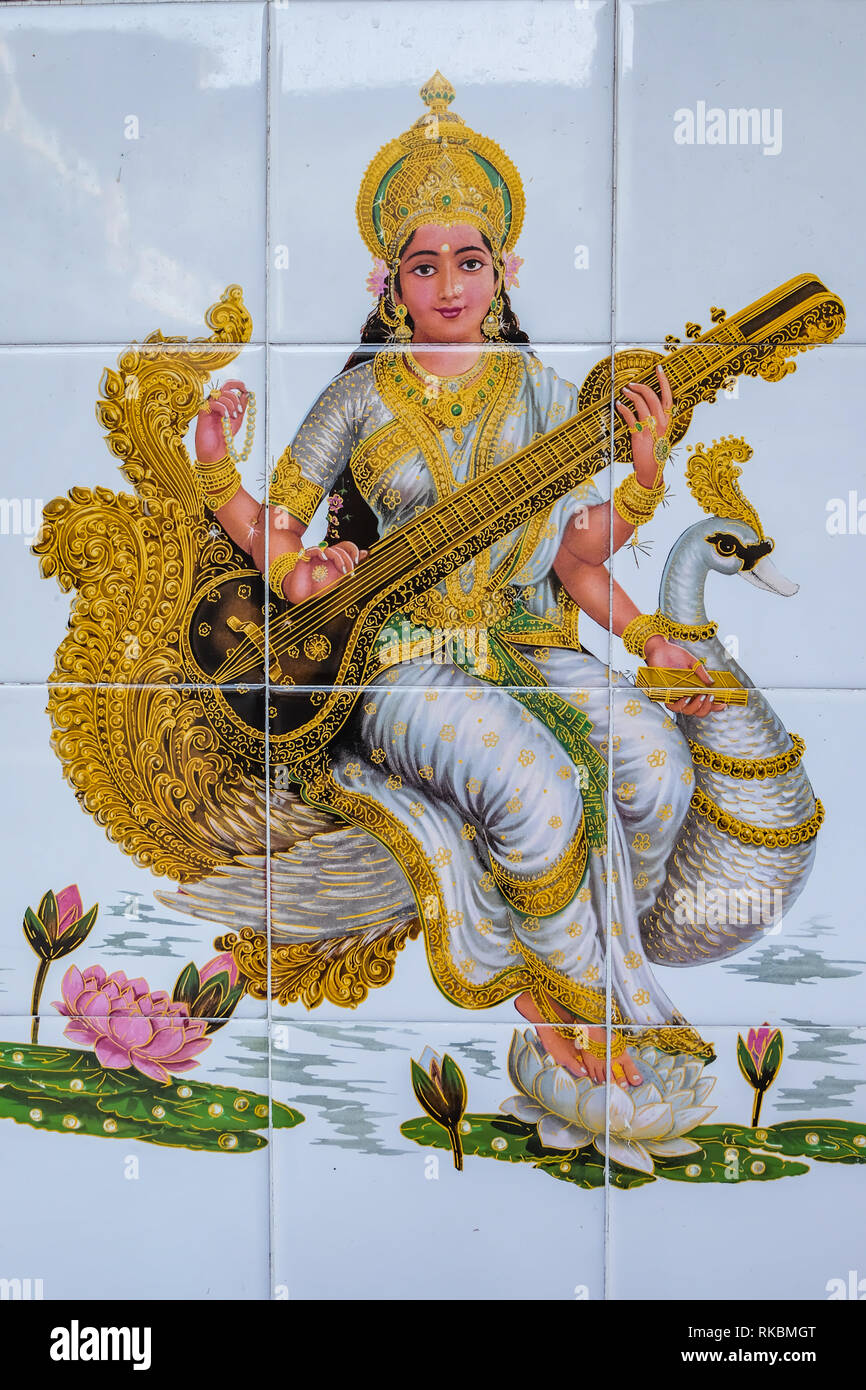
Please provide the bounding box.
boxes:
[195,455,241,502]
[614,473,665,527]
[655,612,718,643]
[203,474,242,511]
[621,612,667,658]
[268,547,308,597]
[195,452,232,476]
[582,1030,628,1059]
[622,609,718,657]
[194,453,242,511]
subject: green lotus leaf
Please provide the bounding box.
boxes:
[736,1034,760,1087]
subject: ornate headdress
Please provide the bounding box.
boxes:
[356,71,525,274]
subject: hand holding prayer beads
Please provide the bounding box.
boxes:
[194,379,253,465]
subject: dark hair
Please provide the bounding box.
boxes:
[331,233,529,547]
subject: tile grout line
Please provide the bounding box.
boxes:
[264,0,274,1309]
[604,0,623,1306]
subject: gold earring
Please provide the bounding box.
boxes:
[394,304,412,343]
[482,295,502,341]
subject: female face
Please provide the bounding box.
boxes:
[393,222,498,344]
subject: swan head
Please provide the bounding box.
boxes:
[678,517,799,596]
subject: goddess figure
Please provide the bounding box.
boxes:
[192,74,722,1085]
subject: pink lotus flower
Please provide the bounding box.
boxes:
[366,257,389,298]
[746,1026,773,1069]
[503,252,524,290]
[53,964,210,1083]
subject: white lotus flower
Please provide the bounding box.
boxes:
[500,1030,716,1174]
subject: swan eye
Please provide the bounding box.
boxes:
[713,535,737,556]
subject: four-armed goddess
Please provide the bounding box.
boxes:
[192,75,723,1084]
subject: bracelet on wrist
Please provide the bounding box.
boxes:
[268,547,309,597]
[621,609,719,658]
[613,473,665,528]
[621,612,668,658]
[194,455,242,510]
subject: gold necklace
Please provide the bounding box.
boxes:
[382,349,508,445]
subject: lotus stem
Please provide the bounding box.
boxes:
[447,1123,464,1172]
[752,1087,765,1129]
[30,958,49,1043]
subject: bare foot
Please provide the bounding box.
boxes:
[515,991,642,1087]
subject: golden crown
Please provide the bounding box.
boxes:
[356,71,525,270]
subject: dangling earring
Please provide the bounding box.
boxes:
[394,304,412,343]
[380,280,412,344]
[482,295,503,341]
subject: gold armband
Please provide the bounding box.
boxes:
[268,547,308,597]
[195,455,242,511]
[613,472,665,527]
[269,445,324,526]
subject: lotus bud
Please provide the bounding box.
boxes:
[172,951,244,1034]
[24,885,99,1043]
[23,885,98,964]
[737,1024,783,1127]
[411,1047,468,1171]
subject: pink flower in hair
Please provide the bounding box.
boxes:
[366,258,389,298]
[503,253,524,291]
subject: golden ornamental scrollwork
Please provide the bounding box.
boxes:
[216,921,423,1009]
[685,436,765,538]
[32,286,266,883]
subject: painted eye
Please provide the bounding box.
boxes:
[714,536,737,555]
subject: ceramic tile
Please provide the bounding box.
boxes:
[609,341,860,688]
[0,1017,271,1299]
[0,684,268,1023]
[270,0,614,344]
[3,343,266,684]
[608,1024,866,1301]
[271,1021,606,1300]
[268,678,613,1026]
[606,687,866,1029]
[0,2,266,344]
[615,0,865,344]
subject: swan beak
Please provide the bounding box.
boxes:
[740,555,799,596]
